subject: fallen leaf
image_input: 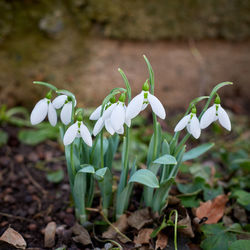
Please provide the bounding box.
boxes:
[178,211,195,238]
[128,208,152,230]
[196,194,228,224]
[72,223,92,246]
[102,214,128,239]
[155,232,168,250]
[44,221,57,248]
[0,227,26,249]
[134,228,153,245]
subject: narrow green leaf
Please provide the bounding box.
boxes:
[129,169,159,188]
[153,154,177,165]
[56,89,76,101]
[33,81,58,91]
[0,129,8,147]
[210,81,233,97]
[182,143,214,161]
[95,167,108,180]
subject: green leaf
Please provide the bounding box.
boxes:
[182,143,214,161]
[95,167,108,181]
[232,190,250,207]
[201,223,237,250]
[33,81,58,91]
[177,177,205,194]
[153,154,177,165]
[46,169,64,183]
[152,178,174,212]
[203,185,223,201]
[18,124,58,145]
[129,169,159,188]
[0,129,8,147]
[79,165,95,174]
[189,164,211,181]
[210,82,233,97]
[179,195,200,208]
[229,240,250,250]
[73,171,87,223]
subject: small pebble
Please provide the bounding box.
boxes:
[66,207,73,214]
[15,154,24,163]
[28,223,37,231]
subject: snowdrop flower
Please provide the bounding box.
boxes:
[30,91,57,126]
[110,93,130,134]
[90,97,117,136]
[200,95,231,131]
[174,106,201,139]
[52,94,76,125]
[63,117,92,146]
[126,81,166,121]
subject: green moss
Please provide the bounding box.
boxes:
[1,0,250,42]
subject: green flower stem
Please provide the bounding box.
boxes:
[90,134,99,165]
[100,130,104,169]
[70,144,76,175]
[169,210,178,250]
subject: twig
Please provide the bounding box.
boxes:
[0,212,34,222]
[100,211,132,243]
[21,165,48,196]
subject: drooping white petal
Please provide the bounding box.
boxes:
[125,117,131,127]
[218,105,231,131]
[190,115,201,139]
[93,117,105,136]
[116,126,124,134]
[141,103,148,111]
[148,93,166,119]
[126,92,144,120]
[52,95,67,109]
[30,98,49,125]
[48,102,57,126]
[103,103,116,120]
[60,102,72,125]
[111,103,125,131]
[200,105,216,129]
[80,122,92,147]
[186,123,191,134]
[105,119,115,135]
[174,114,190,132]
[89,105,102,120]
[63,122,78,145]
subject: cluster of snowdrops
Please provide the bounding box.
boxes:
[30,56,232,224]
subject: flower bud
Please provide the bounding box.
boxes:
[142,80,150,91]
[119,93,126,102]
[214,94,221,104]
[110,96,116,104]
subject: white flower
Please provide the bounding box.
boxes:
[126,86,166,121]
[91,95,130,136]
[30,98,57,126]
[200,104,231,131]
[174,112,201,139]
[52,94,77,125]
[63,121,92,146]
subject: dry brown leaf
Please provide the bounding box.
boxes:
[155,232,168,250]
[178,211,194,238]
[72,223,92,246]
[128,208,153,230]
[102,214,128,239]
[134,228,153,245]
[0,227,27,249]
[196,194,228,224]
[44,221,56,248]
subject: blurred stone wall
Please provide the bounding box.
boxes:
[0,0,249,113]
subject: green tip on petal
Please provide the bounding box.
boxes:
[142,80,150,91]
[119,93,126,102]
[110,96,116,104]
[191,105,197,114]
[214,94,221,104]
[46,91,52,99]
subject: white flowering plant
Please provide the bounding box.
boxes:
[30,56,232,225]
